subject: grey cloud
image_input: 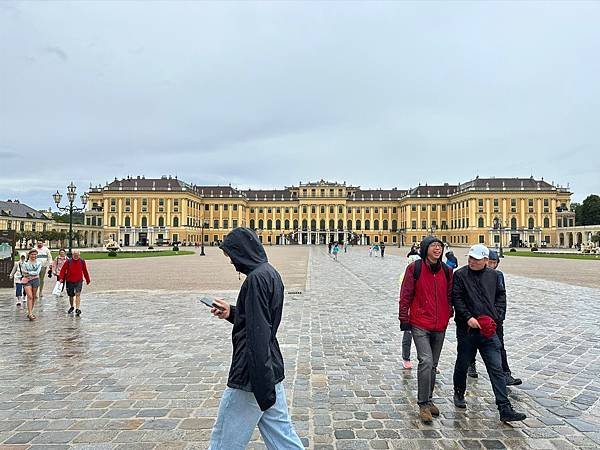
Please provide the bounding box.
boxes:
[42,46,68,61]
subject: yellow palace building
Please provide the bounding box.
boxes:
[86,176,573,248]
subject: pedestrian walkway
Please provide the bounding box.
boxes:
[0,247,598,449]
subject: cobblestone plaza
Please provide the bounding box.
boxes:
[1,247,599,449]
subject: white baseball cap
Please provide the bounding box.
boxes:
[467,244,489,260]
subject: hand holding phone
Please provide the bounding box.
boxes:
[200,296,225,311]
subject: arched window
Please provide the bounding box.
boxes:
[275,220,281,230]
[528,217,534,229]
[365,220,370,230]
[124,216,131,227]
[173,216,179,227]
[478,217,484,228]
[374,220,379,231]
[267,220,272,230]
[320,219,326,231]
[110,216,116,227]
[258,219,264,229]
[293,219,298,230]
[284,220,289,230]
[510,217,517,230]
[250,219,255,229]
[141,217,147,228]
[158,217,165,227]
[310,219,316,230]
[383,220,388,230]
[338,219,344,230]
[391,220,397,231]
[329,219,335,230]
[302,219,307,230]
[355,220,361,230]
[543,217,550,228]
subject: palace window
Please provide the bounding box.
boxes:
[173,217,179,227]
[110,217,116,227]
[213,219,219,229]
[223,204,228,211]
[431,205,436,211]
[543,217,550,228]
[411,205,417,212]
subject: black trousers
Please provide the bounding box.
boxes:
[471,322,511,374]
[454,326,510,408]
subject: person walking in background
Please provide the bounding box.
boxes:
[445,251,458,269]
[452,244,526,423]
[58,250,91,316]
[208,228,303,449]
[328,241,333,254]
[380,242,386,258]
[52,248,68,298]
[32,240,52,299]
[9,253,27,306]
[407,244,419,257]
[344,241,348,253]
[332,242,340,261]
[22,249,42,321]
[399,237,453,424]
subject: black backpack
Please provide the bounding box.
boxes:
[412,259,451,283]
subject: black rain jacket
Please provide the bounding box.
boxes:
[452,265,507,327]
[219,228,285,411]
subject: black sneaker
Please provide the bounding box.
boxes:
[468,362,478,378]
[506,374,523,386]
[500,405,527,422]
[453,391,466,408]
[75,309,81,316]
[67,307,74,314]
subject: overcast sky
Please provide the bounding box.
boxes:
[1,1,598,209]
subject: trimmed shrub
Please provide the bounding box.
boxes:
[108,250,118,257]
[173,246,179,252]
[509,248,517,252]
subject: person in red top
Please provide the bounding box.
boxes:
[399,236,453,424]
[58,250,91,316]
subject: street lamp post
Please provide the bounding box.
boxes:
[493,218,504,258]
[200,219,208,256]
[53,182,88,257]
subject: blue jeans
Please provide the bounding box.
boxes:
[209,382,303,450]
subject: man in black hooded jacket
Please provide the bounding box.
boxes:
[208,228,303,450]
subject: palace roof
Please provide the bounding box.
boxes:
[0,200,52,220]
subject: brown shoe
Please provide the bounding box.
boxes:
[419,405,433,424]
[429,402,440,417]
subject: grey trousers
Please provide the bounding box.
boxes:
[411,326,446,405]
[39,266,47,294]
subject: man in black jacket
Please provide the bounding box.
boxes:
[208,228,303,450]
[452,244,526,422]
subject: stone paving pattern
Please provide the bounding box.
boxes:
[0,246,599,449]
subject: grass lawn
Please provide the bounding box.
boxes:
[504,251,600,260]
[71,250,196,260]
[15,250,195,261]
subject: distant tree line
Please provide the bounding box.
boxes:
[15,229,84,249]
[52,212,84,224]
[573,194,600,226]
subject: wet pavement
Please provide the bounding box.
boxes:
[0,246,599,449]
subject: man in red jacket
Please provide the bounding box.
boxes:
[399,236,453,423]
[58,250,91,316]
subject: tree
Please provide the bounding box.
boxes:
[52,212,84,224]
[580,195,600,225]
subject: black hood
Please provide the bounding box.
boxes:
[419,236,444,262]
[219,228,268,275]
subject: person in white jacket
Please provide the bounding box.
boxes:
[32,240,52,298]
[9,253,27,306]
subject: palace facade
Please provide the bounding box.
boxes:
[86,176,574,248]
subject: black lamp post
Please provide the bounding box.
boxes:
[493,218,504,258]
[200,219,208,256]
[53,182,88,257]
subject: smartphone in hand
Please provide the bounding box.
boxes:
[199,296,225,311]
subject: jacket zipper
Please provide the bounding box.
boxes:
[433,272,438,330]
